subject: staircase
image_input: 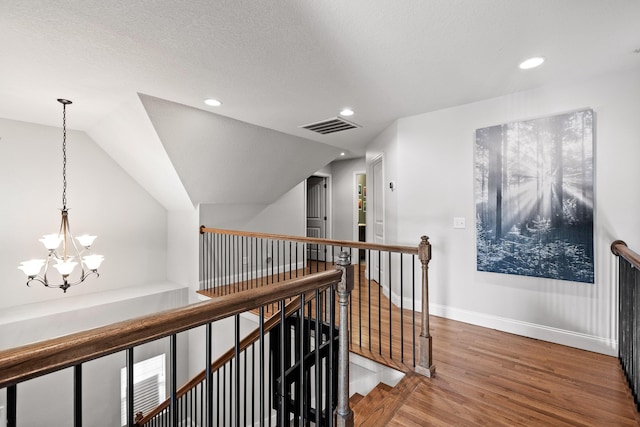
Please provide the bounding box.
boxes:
[350,373,423,426]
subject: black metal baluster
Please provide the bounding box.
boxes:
[368,249,372,352]
[277,240,281,283]
[7,384,17,427]
[358,252,362,348]
[216,233,220,292]
[378,250,382,355]
[126,348,134,427]
[243,343,248,427]
[279,298,286,427]
[216,369,220,427]
[323,243,327,271]
[400,254,404,363]
[236,235,239,293]
[299,293,305,426]
[74,364,82,427]
[224,234,228,295]
[315,289,321,426]
[297,242,301,277]
[259,306,265,427]
[235,314,241,427]
[250,237,254,289]
[251,343,255,427]
[170,335,178,427]
[200,381,204,427]
[222,365,226,426]
[244,236,248,290]
[206,323,213,427]
[328,285,336,427]
[268,319,273,427]
[389,251,393,359]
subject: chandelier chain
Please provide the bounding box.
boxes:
[62,102,67,209]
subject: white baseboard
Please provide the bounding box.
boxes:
[430,304,617,356]
[200,261,305,291]
[380,283,423,313]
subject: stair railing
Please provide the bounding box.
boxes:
[136,294,303,426]
[200,227,435,377]
[612,240,640,411]
[0,265,352,427]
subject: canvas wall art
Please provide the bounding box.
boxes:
[475,109,594,283]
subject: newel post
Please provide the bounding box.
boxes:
[416,236,436,377]
[334,251,354,427]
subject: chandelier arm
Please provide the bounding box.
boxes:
[60,270,100,289]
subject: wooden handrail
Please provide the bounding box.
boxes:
[0,269,342,389]
[200,226,419,255]
[611,240,640,270]
[137,294,305,424]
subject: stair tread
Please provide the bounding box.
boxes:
[353,373,422,427]
[350,392,365,406]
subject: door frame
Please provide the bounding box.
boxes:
[305,172,332,242]
[353,170,366,242]
[368,155,384,246]
[367,155,384,282]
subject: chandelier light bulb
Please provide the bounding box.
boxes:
[18,259,45,277]
[83,254,104,270]
[76,234,97,248]
[53,259,78,277]
[40,234,63,250]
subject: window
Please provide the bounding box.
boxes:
[120,354,166,426]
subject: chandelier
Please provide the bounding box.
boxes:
[18,99,104,292]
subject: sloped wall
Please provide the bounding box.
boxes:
[0,118,169,309]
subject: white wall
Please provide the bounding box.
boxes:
[0,118,169,308]
[168,208,200,296]
[0,118,191,425]
[0,284,189,426]
[199,182,305,236]
[372,67,640,355]
[330,158,366,241]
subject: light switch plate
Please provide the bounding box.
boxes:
[453,217,466,229]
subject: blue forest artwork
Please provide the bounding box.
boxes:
[475,109,594,283]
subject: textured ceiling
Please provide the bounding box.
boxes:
[1,1,639,207]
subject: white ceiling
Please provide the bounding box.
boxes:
[1,1,639,207]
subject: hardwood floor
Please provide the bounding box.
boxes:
[200,262,640,425]
[349,269,640,425]
[365,315,640,426]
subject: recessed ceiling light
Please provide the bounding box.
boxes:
[204,98,222,107]
[519,57,545,70]
[339,108,354,117]
[340,152,346,156]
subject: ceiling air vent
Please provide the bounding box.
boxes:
[300,117,361,135]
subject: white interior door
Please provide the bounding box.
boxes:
[306,176,327,261]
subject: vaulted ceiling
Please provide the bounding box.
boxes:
[2,1,639,209]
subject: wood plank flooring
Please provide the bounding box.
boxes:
[200,262,640,425]
[356,315,640,426]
